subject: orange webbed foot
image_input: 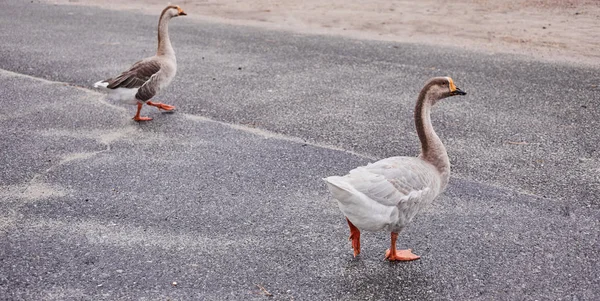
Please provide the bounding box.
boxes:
[157,103,175,111]
[133,102,152,121]
[385,249,420,261]
[147,101,175,111]
[133,116,153,122]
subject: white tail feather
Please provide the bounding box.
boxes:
[93,80,109,88]
[93,80,139,104]
[323,176,355,200]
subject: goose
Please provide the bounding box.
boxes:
[94,5,187,121]
[323,77,467,261]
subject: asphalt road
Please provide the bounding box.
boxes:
[0,1,598,300]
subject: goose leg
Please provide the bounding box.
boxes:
[147,100,175,111]
[385,232,420,261]
[133,102,152,121]
[346,217,361,257]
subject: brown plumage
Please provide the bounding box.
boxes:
[105,60,161,101]
[94,5,187,121]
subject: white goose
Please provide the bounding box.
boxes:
[324,77,467,261]
[94,5,187,121]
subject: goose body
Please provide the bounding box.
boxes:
[94,56,176,105]
[325,156,442,233]
[324,77,466,261]
[94,5,186,121]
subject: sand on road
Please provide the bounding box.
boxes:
[47,0,600,66]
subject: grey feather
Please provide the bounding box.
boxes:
[105,59,162,89]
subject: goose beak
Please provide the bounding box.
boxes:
[451,87,467,96]
[179,10,187,16]
[446,77,466,96]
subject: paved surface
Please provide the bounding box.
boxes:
[0,1,598,300]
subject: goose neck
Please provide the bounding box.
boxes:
[414,90,450,185]
[157,14,174,57]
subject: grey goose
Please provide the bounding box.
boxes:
[324,77,467,261]
[94,5,187,121]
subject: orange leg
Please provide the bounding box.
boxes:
[385,232,420,261]
[133,102,152,121]
[147,101,175,111]
[346,217,361,257]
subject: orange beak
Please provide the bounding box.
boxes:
[178,8,187,16]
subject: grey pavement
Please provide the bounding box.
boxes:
[0,1,598,300]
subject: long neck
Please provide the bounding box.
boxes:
[414,90,450,187]
[157,14,174,56]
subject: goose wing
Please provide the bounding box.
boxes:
[105,58,162,90]
[349,157,436,205]
[324,157,440,230]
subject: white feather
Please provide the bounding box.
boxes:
[93,80,109,88]
[324,157,441,233]
[325,175,398,231]
[93,81,139,105]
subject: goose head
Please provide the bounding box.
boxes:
[161,5,187,18]
[423,77,467,105]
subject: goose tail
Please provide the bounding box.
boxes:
[323,176,355,200]
[93,80,109,89]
